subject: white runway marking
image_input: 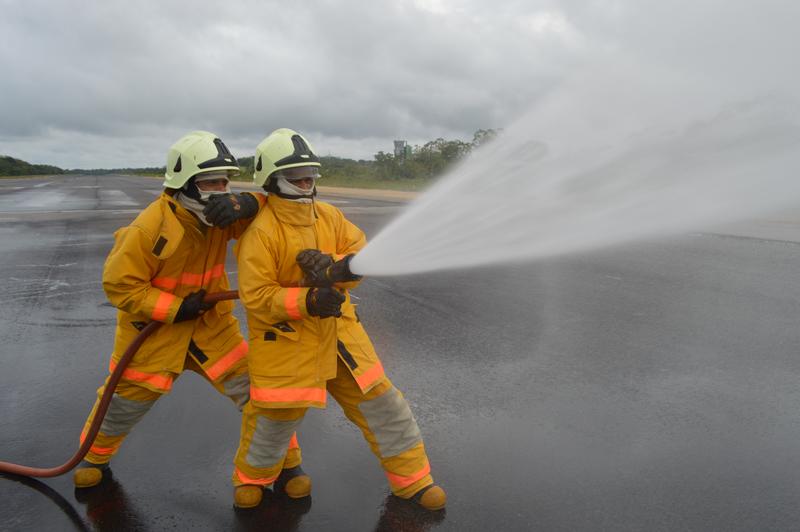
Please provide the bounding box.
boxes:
[0,208,140,214]
[99,189,137,206]
[340,206,402,215]
[13,263,78,268]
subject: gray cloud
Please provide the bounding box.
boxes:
[0,0,797,168]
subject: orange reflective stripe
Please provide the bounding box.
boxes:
[205,340,248,380]
[203,263,225,284]
[80,431,119,455]
[180,271,203,286]
[181,263,225,286]
[152,277,178,290]
[235,467,279,486]
[355,360,385,390]
[151,291,176,321]
[109,360,173,392]
[250,386,326,404]
[284,287,302,320]
[89,443,117,455]
[385,462,431,489]
[152,264,225,290]
[288,433,299,450]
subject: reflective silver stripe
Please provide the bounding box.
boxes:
[358,387,422,458]
[223,372,250,410]
[99,394,156,437]
[245,416,303,469]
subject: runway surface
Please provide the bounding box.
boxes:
[1,174,800,531]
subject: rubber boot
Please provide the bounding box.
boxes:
[73,461,109,489]
[411,484,446,511]
[276,465,312,498]
[234,485,264,509]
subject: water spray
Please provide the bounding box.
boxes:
[350,62,800,277]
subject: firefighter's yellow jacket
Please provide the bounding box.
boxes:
[103,191,266,393]
[236,194,386,409]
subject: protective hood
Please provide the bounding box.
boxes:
[176,173,231,225]
[275,176,316,204]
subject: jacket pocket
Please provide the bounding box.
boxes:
[250,321,304,377]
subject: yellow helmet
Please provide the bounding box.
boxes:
[253,128,320,186]
[163,131,239,189]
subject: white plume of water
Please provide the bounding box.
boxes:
[350,58,800,277]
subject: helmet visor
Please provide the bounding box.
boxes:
[274,166,320,181]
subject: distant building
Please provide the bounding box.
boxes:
[394,140,407,159]
[393,140,413,163]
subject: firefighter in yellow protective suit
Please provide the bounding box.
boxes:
[73,131,310,498]
[230,128,446,511]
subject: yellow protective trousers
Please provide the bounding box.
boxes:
[233,358,433,499]
[80,355,302,467]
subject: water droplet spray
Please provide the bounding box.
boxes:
[350,59,800,277]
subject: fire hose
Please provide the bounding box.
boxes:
[0,290,239,478]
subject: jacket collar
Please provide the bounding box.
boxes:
[162,192,206,228]
[267,193,317,227]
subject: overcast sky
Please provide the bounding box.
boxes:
[1,0,797,169]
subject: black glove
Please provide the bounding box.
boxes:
[203,193,259,228]
[321,254,362,285]
[296,249,334,286]
[174,289,215,322]
[306,287,345,318]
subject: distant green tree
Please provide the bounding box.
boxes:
[0,156,64,176]
[374,129,496,180]
[64,167,164,176]
[471,128,500,148]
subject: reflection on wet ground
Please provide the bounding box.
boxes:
[16,474,448,532]
[374,494,446,532]
[73,473,146,531]
[233,491,312,532]
[1,473,89,532]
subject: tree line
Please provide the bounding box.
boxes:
[236,128,500,182]
[0,156,64,176]
[1,128,499,182]
[0,155,161,177]
[372,128,498,180]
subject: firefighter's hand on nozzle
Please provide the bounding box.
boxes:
[297,251,362,287]
[174,289,215,322]
[306,287,345,318]
[326,254,362,283]
[203,193,259,228]
[296,249,334,285]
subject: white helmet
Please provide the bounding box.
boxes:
[163,131,239,189]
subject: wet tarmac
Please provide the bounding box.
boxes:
[2,175,800,531]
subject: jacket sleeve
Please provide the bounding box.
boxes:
[102,226,184,323]
[227,192,268,241]
[333,208,367,289]
[237,226,312,323]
